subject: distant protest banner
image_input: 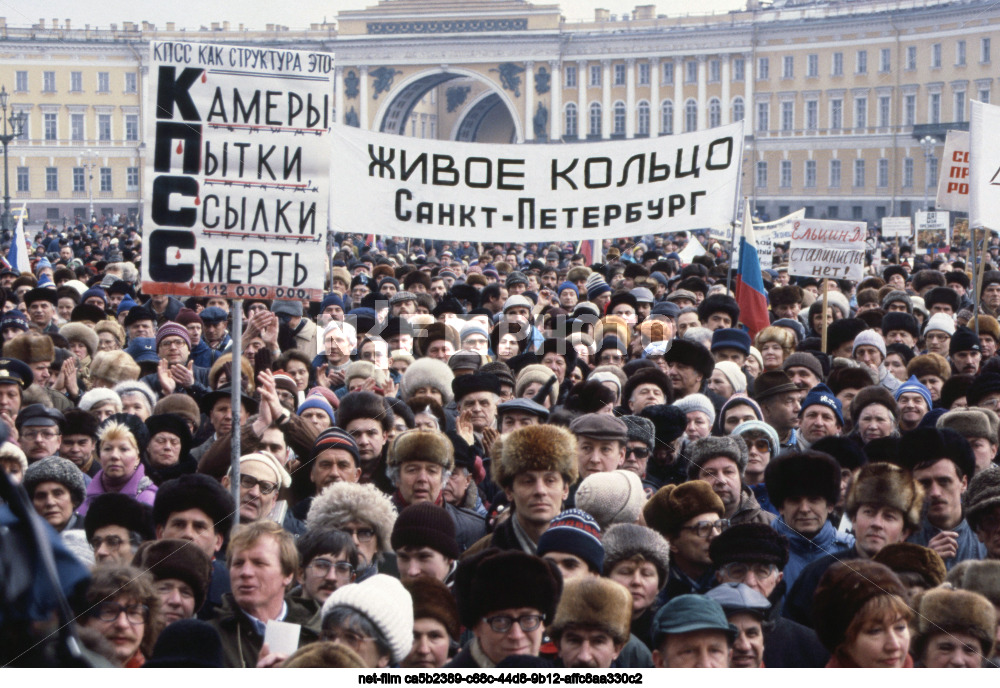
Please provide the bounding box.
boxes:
[881,217,912,239]
[330,122,744,242]
[936,130,970,213]
[915,210,950,253]
[788,219,866,281]
[756,208,805,243]
[141,41,334,300]
[970,101,1000,233]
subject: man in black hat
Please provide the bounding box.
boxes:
[663,339,716,401]
[145,413,196,485]
[337,391,395,494]
[753,371,804,451]
[192,387,258,463]
[497,397,549,434]
[697,294,740,332]
[59,408,100,477]
[0,357,32,438]
[85,492,155,565]
[199,306,232,354]
[133,539,212,625]
[23,287,59,334]
[950,326,982,376]
[16,404,64,463]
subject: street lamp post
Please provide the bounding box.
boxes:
[85,149,96,224]
[920,135,937,211]
[0,86,26,238]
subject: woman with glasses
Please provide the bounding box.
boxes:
[80,565,163,667]
[79,417,157,515]
[730,420,781,516]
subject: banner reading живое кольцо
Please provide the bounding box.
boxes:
[330,122,744,242]
[141,41,333,301]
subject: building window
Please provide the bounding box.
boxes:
[732,97,744,124]
[638,62,650,85]
[98,114,112,141]
[614,63,625,86]
[565,66,577,88]
[72,167,85,193]
[828,205,839,218]
[878,96,890,127]
[589,102,601,137]
[780,160,792,188]
[852,206,864,220]
[590,65,601,87]
[782,55,793,79]
[877,158,889,188]
[15,71,27,92]
[733,57,744,81]
[125,72,137,94]
[755,161,767,188]
[613,101,626,135]
[880,48,891,73]
[982,37,992,64]
[930,93,941,124]
[16,167,28,192]
[854,159,865,188]
[44,113,57,141]
[832,52,843,76]
[955,91,966,122]
[957,40,967,66]
[904,94,916,125]
[906,46,917,70]
[43,71,56,93]
[805,160,817,188]
[71,113,84,141]
[100,168,112,192]
[564,103,577,138]
[807,54,818,77]
[686,61,697,84]
[903,158,914,187]
[928,157,939,188]
[637,101,650,135]
[830,159,842,188]
[708,98,721,128]
[685,99,698,132]
[127,167,139,191]
[855,96,867,128]
[663,61,674,85]
[781,101,794,131]
[830,99,843,129]
[125,114,139,141]
[757,57,769,80]
[98,72,110,93]
[932,43,942,68]
[980,87,991,104]
[756,102,769,132]
[45,167,58,192]
[806,99,818,129]
[661,100,674,135]
[709,59,720,83]
[70,72,83,92]
[856,50,868,74]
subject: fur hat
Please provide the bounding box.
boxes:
[686,435,749,480]
[453,549,562,630]
[826,366,876,395]
[22,456,87,506]
[83,492,155,541]
[643,481,724,537]
[404,577,461,641]
[550,578,632,645]
[947,560,1000,607]
[493,424,578,489]
[663,339,715,380]
[153,394,202,429]
[975,315,1000,342]
[3,332,54,363]
[602,524,671,583]
[132,539,212,612]
[515,364,559,408]
[765,450,841,508]
[913,587,996,659]
[574,470,645,530]
[898,427,976,479]
[89,350,141,385]
[281,642,366,668]
[846,462,924,531]
[697,294,740,327]
[388,429,454,472]
[907,352,951,381]
[938,407,999,443]
[872,543,947,588]
[153,473,234,535]
[336,391,392,433]
[399,357,454,404]
[621,415,655,449]
[58,322,99,357]
[620,366,672,408]
[812,560,908,653]
[306,482,397,553]
[965,465,1000,532]
[321,574,413,665]
[640,404,688,445]
[825,319,867,355]
[709,522,789,569]
[849,386,899,424]
[768,285,804,307]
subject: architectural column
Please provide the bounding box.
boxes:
[673,57,684,133]
[721,55,731,125]
[744,53,754,134]
[334,66,343,125]
[359,65,369,130]
[601,59,611,139]
[577,60,587,140]
[525,61,535,141]
[650,58,660,136]
[625,58,636,138]
[549,60,562,141]
[697,55,708,130]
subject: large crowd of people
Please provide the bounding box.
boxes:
[3,219,1000,669]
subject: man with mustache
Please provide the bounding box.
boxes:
[221,451,297,533]
[550,578,632,668]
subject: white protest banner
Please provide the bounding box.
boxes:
[970,100,1000,232]
[915,210,950,253]
[141,41,334,301]
[677,234,707,264]
[757,232,774,269]
[936,130,970,212]
[755,208,805,243]
[330,122,744,242]
[708,224,732,243]
[788,218,867,281]
[881,217,912,238]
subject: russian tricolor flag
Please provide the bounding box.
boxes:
[733,199,770,339]
[6,203,30,275]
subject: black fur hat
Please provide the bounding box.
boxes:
[764,450,842,508]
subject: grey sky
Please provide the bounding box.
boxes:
[16,0,746,30]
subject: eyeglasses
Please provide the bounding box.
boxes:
[977,398,1000,410]
[21,429,59,440]
[90,534,127,550]
[721,562,778,580]
[320,628,371,648]
[308,559,355,577]
[483,613,545,634]
[626,446,650,459]
[92,602,148,625]
[743,438,771,453]
[340,526,376,542]
[238,474,279,495]
[680,519,730,538]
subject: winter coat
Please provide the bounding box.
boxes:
[208,594,320,668]
[763,583,830,668]
[907,516,986,570]
[782,548,862,628]
[462,514,525,559]
[140,365,212,402]
[730,485,776,526]
[78,463,158,515]
[772,517,854,592]
[189,338,222,370]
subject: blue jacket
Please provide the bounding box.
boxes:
[189,338,221,370]
[907,516,986,570]
[772,517,854,593]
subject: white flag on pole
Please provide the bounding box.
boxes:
[969,101,1000,232]
[6,203,30,274]
[677,235,707,264]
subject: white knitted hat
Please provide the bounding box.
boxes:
[713,361,747,394]
[673,393,716,426]
[852,329,886,357]
[321,574,413,664]
[923,312,956,337]
[575,469,645,531]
